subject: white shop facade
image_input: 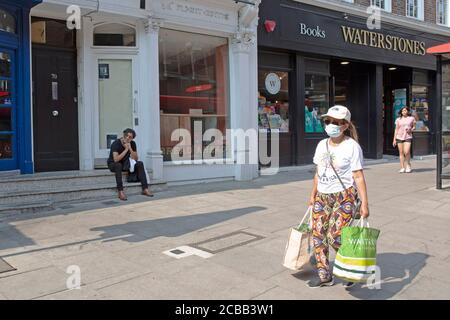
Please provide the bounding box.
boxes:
[30,0,260,183]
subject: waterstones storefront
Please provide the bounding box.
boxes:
[258,0,450,166]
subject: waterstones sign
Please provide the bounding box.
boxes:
[341,26,426,56]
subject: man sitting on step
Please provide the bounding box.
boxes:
[107,128,153,201]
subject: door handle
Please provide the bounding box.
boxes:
[52,110,59,117]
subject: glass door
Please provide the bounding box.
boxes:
[0,49,16,171]
[96,58,136,159]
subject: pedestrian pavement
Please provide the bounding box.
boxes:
[0,158,449,300]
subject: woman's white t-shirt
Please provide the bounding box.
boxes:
[313,137,364,194]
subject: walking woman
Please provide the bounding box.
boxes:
[393,107,416,173]
[307,105,370,288]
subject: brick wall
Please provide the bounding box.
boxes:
[333,0,438,24]
[392,0,406,16]
[424,0,437,23]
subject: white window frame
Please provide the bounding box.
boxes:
[406,0,425,21]
[370,0,392,13]
[437,0,450,26]
[341,0,354,3]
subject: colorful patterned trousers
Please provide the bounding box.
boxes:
[312,186,357,281]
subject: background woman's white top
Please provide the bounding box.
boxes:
[313,137,364,194]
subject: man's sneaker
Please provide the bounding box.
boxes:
[307,278,334,289]
[405,167,412,173]
[399,168,406,173]
[343,282,355,289]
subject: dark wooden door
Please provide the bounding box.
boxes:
[32,47,79,172]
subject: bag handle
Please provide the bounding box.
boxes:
[359,217,370,228]
[297,206,313,229]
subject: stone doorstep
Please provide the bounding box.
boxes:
[0,180,168,215]
[0,169,153,183]
[0,179,166,199]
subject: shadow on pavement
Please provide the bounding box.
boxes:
[0,206,265,262]
[342,252,429,300]
[91,206,266,244]
[409,168,436,173]
[289,252,429,300]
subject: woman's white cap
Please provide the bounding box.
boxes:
[321,105,351,122]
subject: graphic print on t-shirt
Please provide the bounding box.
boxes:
[313,138,364,194]
[316,150,339,186]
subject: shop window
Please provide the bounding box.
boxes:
[0,134,12,159]
[31,18,76,48]
[0,79,12,105]
[159,29,229,162]
[370,0,392,12]
[93,23,136,47]
[305,74,329,133]
[0,107,11,131]
[437,0,448,25]
[258,71,289,133]
[0,52,11,78]
[0,9,15,34]
[406,0,424,20]
[410,86,430,132]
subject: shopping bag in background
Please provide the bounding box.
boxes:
[333,219,380,283]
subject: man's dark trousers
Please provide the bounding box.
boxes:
[108,160,149,191]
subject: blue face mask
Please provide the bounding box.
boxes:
[325,124,343,138]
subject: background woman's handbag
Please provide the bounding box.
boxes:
[333,219,380,283]
[282,207,314,271]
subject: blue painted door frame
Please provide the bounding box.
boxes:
[0,0,41,174]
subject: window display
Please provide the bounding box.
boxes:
[159,29,229,161]
[410,86,429,132]
[0,134,12,159]
[0,9,15,34]
[305,74,329,133]
[258,71,289,132]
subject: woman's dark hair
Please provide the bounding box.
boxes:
[123,128,136,139]
[398,107,412,117]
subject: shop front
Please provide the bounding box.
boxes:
[31,0,260,182]
[0,0,41,174]
[258,0,450,166]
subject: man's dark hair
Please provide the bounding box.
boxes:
[123,128,136,139]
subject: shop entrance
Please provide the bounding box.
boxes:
[31,18,79,172]
[383,66,433,156]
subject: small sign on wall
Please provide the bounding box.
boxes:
[99,64,110,79]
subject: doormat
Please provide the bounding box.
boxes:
[0,258,16,274]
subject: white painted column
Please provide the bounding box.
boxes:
[78,17,95,171]
[230,31,259,181]
[140,18,164,181]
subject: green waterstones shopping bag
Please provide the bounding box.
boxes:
[333,219,380,283]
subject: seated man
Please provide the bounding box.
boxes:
[107,128,153,201]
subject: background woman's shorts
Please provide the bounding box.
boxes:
[396,139,413,144]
